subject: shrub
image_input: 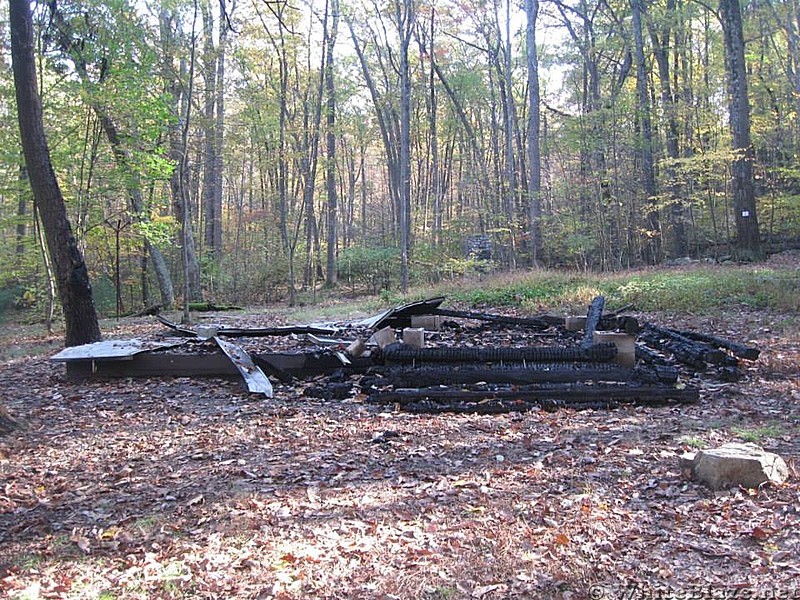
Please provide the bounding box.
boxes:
[338,247,400,294]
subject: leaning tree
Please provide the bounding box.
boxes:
[9,0,102,347]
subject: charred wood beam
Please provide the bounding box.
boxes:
[644,364,680,384]
[65,352,240,381]
[643,324,739,367]
[635,342,670,365]
[430,308,550,330]
[365,362,677,388]
[381,343,617,365]
[253,351,372,377]
[639,328,707,370]
[215,325,339,337]
[605,315,641,335]
[370,382,699,407]
[365,363,635,387]
[670,329,760,361]
[400,396,691,414]
[582,296,606,348]
[156,314,197,336]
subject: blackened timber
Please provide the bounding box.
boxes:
[366,363,634,387]
[382,343,617,364]
[582,296,606,347]
[644,324,739,367]
[400,397,690,414]
[606,315,641,335]
[671,329,760,360]
[430,308,550,330]
[635,342,670,365]
[65,351,240,381]
[359,297,447,329]
[639,328,707,370]
[370,382,699,406]
[253,351,372,377]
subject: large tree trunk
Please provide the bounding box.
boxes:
[10,0,101,347]
[160,6,202,302]
[632,0,661,263]
[648,0,687,257]
[719,0,761,256]
[325,0,339,286]
[201,0,219,260]
[525,0,542,264]
[397,0,413,293]
[15,163,28,260]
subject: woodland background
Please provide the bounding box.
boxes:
[1,0,800,321]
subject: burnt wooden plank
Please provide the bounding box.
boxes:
[370,382,699,405]
[582,296,606,348]
[65,352,239,381]
[671,329,760,361]
[430,308,550,330]
[644,324,738,367]
[382,343,617,364]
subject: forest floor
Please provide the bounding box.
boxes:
[1,269,799,599]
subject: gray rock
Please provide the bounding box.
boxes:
[681,442,789,490]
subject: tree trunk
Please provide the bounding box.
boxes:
[428,10,442,248]
[214,0,226,256]
[325,0,339,286]
[15,163,28,259]
[160,5,202,302]
[10,0,101,347]
[397,0,414,293]
[632,0,661,263]
[719,0,761,256]
[525,0,542,264]
[201,0,219,260]
[95,111,175,307]
[347,17,401,240]
[503,0,518,268]
[648,0,687,257]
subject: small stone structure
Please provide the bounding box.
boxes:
[465,234,492,261]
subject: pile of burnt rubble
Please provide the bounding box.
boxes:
[301,296,759,414]
[53,296,760,415]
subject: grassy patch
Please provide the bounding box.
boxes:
[436,263,800,313]
[611,267,799,311]
[679,436,708,449]
[730,424,784,442]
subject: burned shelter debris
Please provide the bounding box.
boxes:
[51,296,760,414]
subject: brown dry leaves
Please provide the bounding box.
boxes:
[1,308,799,599]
